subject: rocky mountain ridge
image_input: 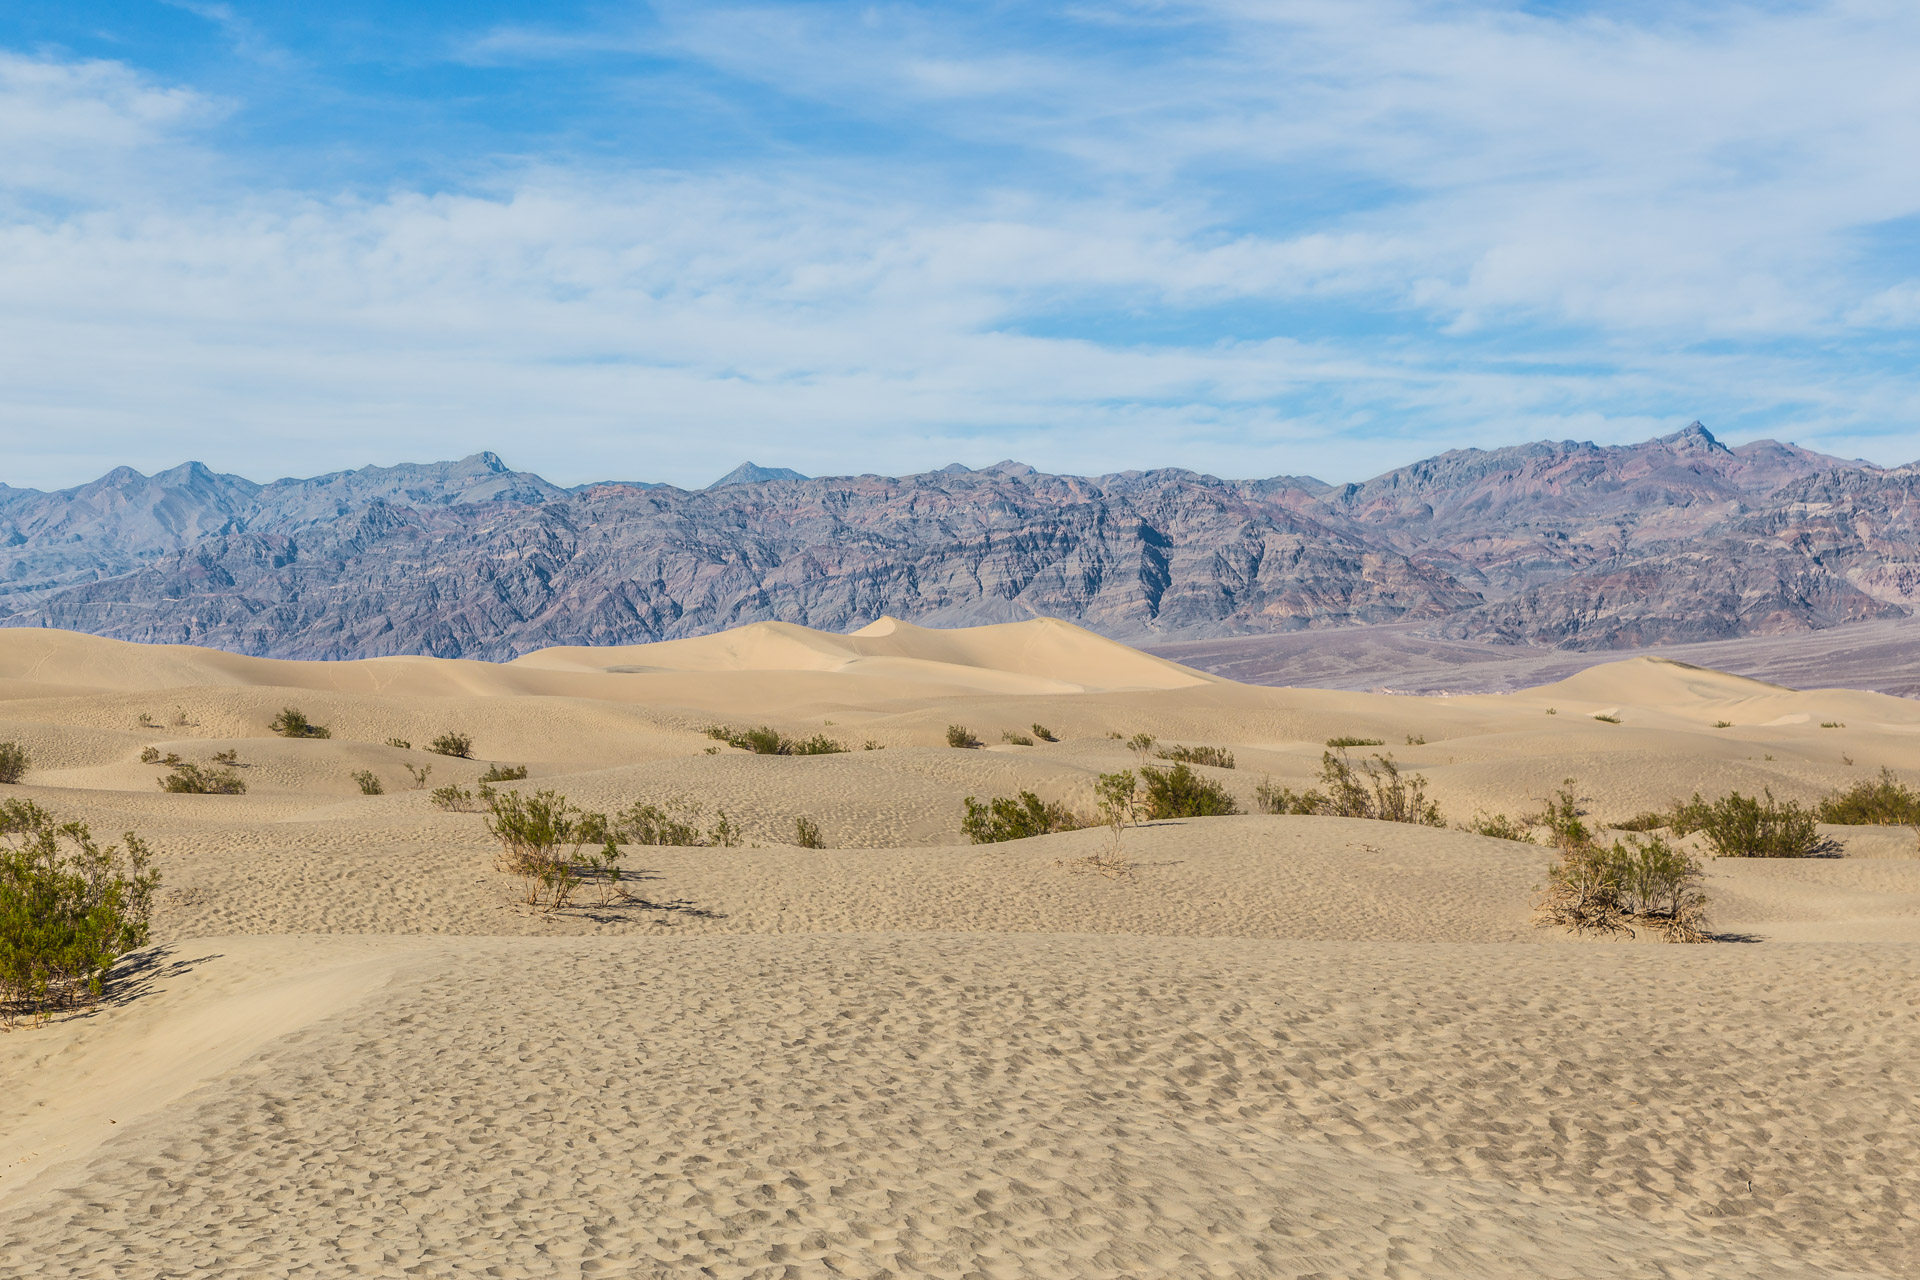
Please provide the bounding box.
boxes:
[2,425,1914,661]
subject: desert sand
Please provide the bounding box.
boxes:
[1,615,1917,1277]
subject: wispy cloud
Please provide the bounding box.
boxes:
[0,3,1916,489]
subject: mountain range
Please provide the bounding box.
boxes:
[1,424,1915,662]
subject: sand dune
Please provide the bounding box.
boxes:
[2,621,1917,1276]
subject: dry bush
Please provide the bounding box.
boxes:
[350,770,384,796]
[1817,768,1920,825]
[1530,782,1710,943]
[428,732,474,759]
[385,737,412,750]
[1139,762,1240,819]
[945,724,983,750]
[158,761,246,794]
[269,707,331,739]
[1155,744,1236,769]
[962,792,1088,843]
[1461,812,1535,842]
[1,799,158,1025]
[1258,749,1441,826]
[708,724,846,755]
[1668,789,1838,858]
[0,742,28,785]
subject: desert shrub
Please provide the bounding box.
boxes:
[212,749,241,766]
[139,747,161,764]
[1259,750,1440,826]
[480,763,529,783]
[1712,720,1732,729]
[1534,830,1707,943]
[385,737,412,750]
[614,798,704,846]
[0,800,159,1023]
[1325,736,1383,749]
[1668,789,1837,858]
[1030,724,1058,742]
[350,770,384,796]
[1462,812,1535,843]
[1612,812,1670,833]
[1155,744,1236,769]
[1002,730,1034,746]
[1124,732,1157,758]
[1405,734,1427,746]
[0,742,29,785]
[484,788,612,911]
[137,712,159,729]
[962,791,1087,843]
[1592,713,1621,724]
[1138,762,1240,819]
[793,816,824,849]
[430,783,482,812]
[404,763,433,790]
[428,732,474,759]
[1095,771,1140,828]
[159,762,246,795]
[708,724,846,755]
[945,724,982,749]
[269,707,331,739]
[1817,768,1920,825]
[709,812,742,847]
[1821,721,1844,729]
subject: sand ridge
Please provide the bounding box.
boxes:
[1,620,1918,1276]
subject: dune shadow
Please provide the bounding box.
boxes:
[90,945,219,1014]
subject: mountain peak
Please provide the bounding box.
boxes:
[1657,421,1725,451]
[708,462,809,488]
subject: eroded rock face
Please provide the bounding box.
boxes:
[0,427,1913,659]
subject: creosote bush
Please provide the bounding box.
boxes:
[1139,762,1240,819]
[1461,812,1535,843]
[1592,713,1622,724]
[480,763,529,783]
[1531,783,1708,943]
[945,724,982,750]
[1325,736,1383,749]
[385,738,412,750]
[0,742,28,785]
[962,791,1087,843]
[1667,789,1838,858]
[613,797,739,847]
[158,761,247,795]
[269,707,331,739]
[1155,744,1235,769]
[428,732,474,759]
[793,816,825,849]
[430,782,491,813]
[484,788,612,911]
[1257,749,1441,826]
[1816,768,1920,825]
[1,799,158,1024]
[1030,724,1058,742]
[1001,730,1034,746]
[1124,732,1157,759]
[707,725,846,755]
[351,770,384,796]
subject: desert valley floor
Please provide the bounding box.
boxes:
[1,616,1917,1278]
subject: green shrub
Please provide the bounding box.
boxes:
[707,724,846,755]
[1405,734,1427,746]
[1325,736,1383,749]
[385,737,412,750]
[1712,720,1732,729]
[1821,721,1844,729]
[0,742,27,785]
[1139,762,1240,819]
[1612,812,1670,833]
[1668,789,1837,858]
[350,770,384,796]
[1534,830,1708,943]
[793,816,824,849]
[269,707,330,739]
[159,761,246,794]
[1155,744,1235,769]
[614,799,702,846]
[1030,724,1058,742]
[404,763,433,790]
[1258,750,1440,826]
[480,763,529,783]
[428,732,474,759]
[1124,732,1157,758]
[1816,769,1920,825]
[430,782,484,812]
[1462,813,1535,842]
[0,799,158,1024]
[945,724,982,750]
[961,791,1088,843]
[1002,730,1034,746]
[1592,713,1621,724]
[484,788,611,911]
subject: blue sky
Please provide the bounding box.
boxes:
[1,1,1917,488]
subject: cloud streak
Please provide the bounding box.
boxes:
[0,3,1916,489]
